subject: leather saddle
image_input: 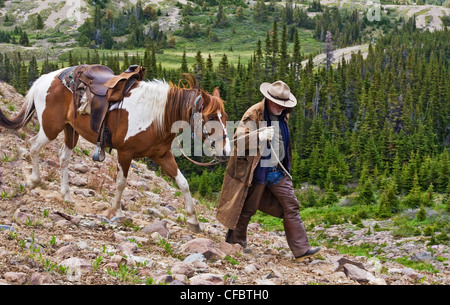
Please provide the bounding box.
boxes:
[59,64,146,161]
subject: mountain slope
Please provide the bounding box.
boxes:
[0,83,448,286]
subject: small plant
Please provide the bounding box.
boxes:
[58,265,69,275]
[49,235,56,246]
[157,237,172,256]
[106,263,140,283]
[44,259,57,272]
[8,230,17,240]
[2,152,9,162]
[1,189,8,199]
[224,255,239,266]
[25,217,42,228]
[127,238,142,248]
[92,256,103,271]
[152,187,162,195]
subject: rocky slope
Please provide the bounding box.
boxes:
[0,83,448,286]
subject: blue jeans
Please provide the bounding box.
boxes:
[265,167,284,186]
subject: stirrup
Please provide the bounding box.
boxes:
[93,142,105,162]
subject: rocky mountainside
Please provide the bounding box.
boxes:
[0,83,448,286]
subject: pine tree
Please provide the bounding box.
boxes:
[324,182,338,205]
[180,48,188,73]
[378,182,399,218]
[215,3,228,28]
[271,20,278,78]
[36,14,44,30]
[193,50,204,83]
[253,0,267,22]
[217,53,230,83]
[358,176,375,205]
[404,171,422,208]
[324,31,334,71]
[27,56,38,85]
[122,52,130,71]
[19,31,30,47]
[416,204,426,221]
[264,30,271,78]
[278,24,288,80]
[18,63,28,95]
[292,28,301,80]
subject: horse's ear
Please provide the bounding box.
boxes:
[201,89,210,107]
[212,87,221,99]
[183,73,197,89]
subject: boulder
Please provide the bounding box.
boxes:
[30,272,54,285]
[59,257,93,274]
[343,263,376,283]
[55,245,77,258]
[117,241,139,255]
[171,262,195,278]
[141,220,170,239]
[183,253,206,264]
[180,238,226,260]
[217,241,243,256]
[4,272,28,285]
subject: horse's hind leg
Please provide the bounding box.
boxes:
[108,151,132,219]
[60,124,79,202]
[27,131,51,189]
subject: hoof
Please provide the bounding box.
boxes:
[63,193,74,203]
[188,222,202,233]
[111,216,133,225]
[27,178,40,189]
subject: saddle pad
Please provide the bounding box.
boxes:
[58,66,78,92]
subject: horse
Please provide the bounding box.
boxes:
[0,67,231,233]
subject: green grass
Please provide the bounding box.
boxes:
[395,256,439,273]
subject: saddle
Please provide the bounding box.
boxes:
[59,64,146,161]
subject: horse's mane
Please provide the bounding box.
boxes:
[163,75,225,133]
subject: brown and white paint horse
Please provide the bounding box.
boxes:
[0,68,230,232]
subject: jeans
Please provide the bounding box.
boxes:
[265,167,285,186]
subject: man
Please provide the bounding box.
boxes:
[217,80,321,262]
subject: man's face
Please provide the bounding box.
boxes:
[267,99,286,116]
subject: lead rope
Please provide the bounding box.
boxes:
[178,126,292,180]
[230,126,293,180]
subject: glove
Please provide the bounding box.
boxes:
[259,126,275,142]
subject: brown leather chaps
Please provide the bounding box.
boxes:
[226,176,310,258]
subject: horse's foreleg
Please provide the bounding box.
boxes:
[154,152,201,233]
[175,169,202,233]
[27,131,50,189]
[109,152,132,219]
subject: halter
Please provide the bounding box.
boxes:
[190,95,227,148]
[179,95,229,166]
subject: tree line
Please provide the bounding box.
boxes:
[0,16,448,216]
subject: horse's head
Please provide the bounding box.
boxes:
[195,88,231,159]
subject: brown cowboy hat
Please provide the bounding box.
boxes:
[260,81,297,108]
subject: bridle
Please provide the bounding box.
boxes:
[179,95,229,166]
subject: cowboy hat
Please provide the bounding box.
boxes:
[260,81,297,108]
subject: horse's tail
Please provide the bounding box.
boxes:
[0,81,37,130]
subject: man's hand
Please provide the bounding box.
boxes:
[259,126,275,142]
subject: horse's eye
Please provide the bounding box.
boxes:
[208,117,216,121]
